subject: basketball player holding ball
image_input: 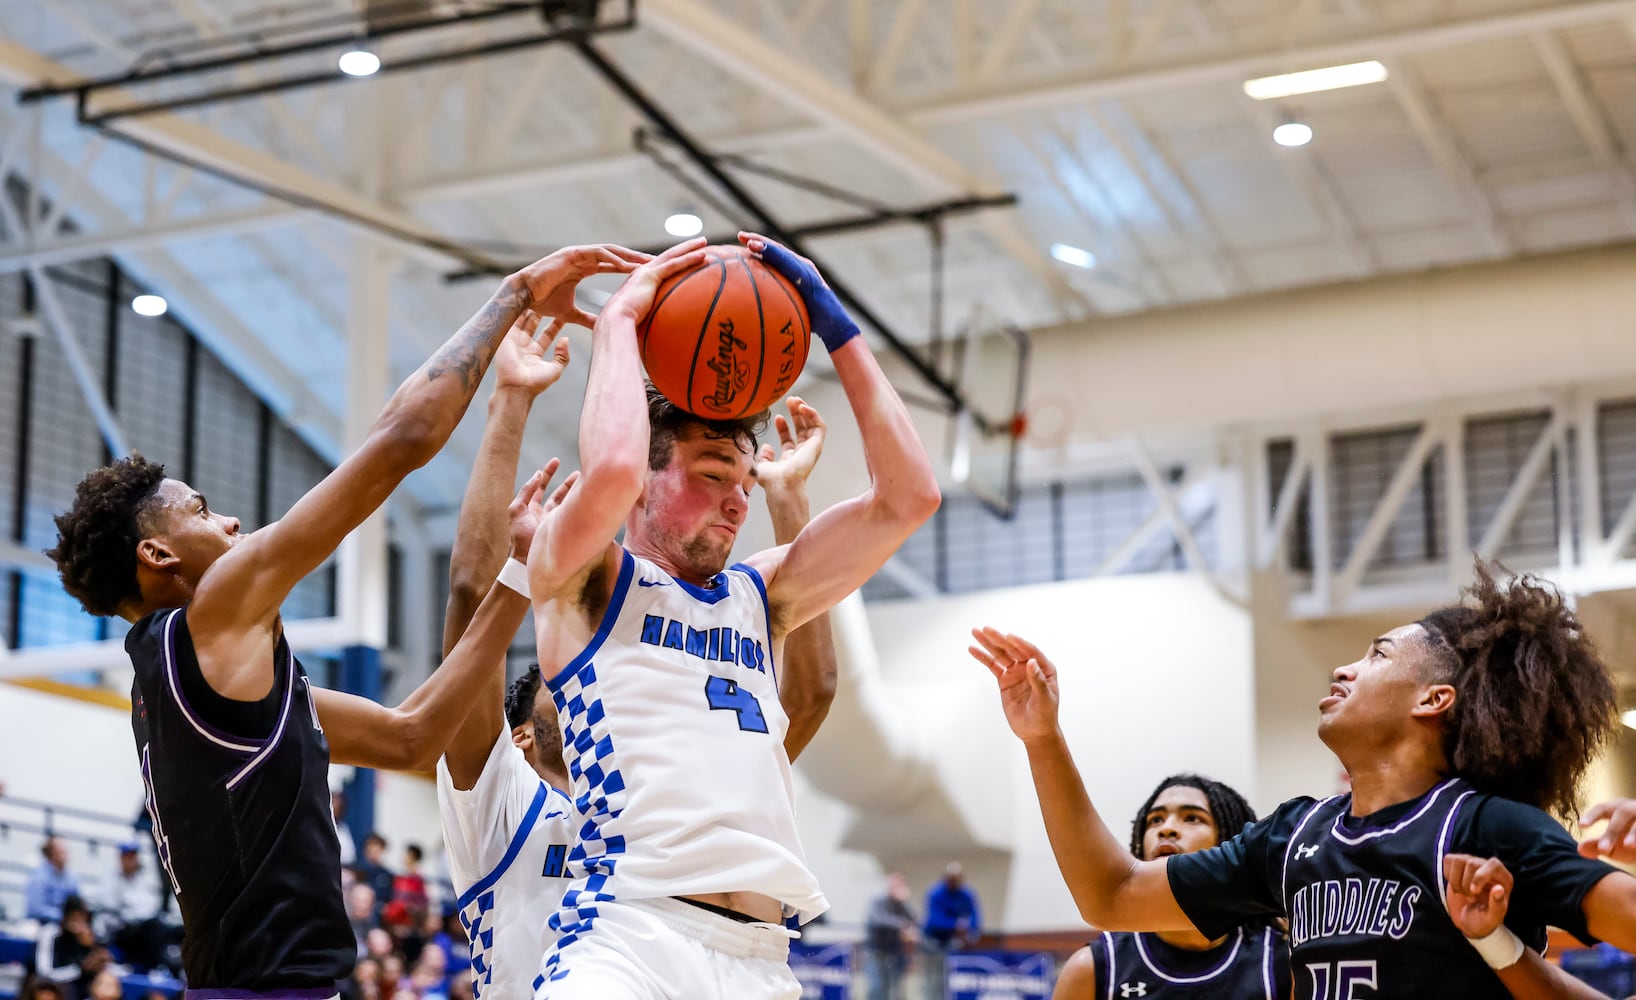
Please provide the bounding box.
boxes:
[428,311,839,1000]
[971,565,1636,1000]
[525,234,940,999]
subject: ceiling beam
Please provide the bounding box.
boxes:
[0,104,345,462]
[1384,59,1512,258]
[1237,94,1377,276]
[0,204,303,272]
[638,0,1094,316]
[1532,31,1636,232]
[391,0,1636,214]
[0,38,504,275]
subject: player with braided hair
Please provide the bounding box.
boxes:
[973,562,1636,1000]
[1054,773,1290,999]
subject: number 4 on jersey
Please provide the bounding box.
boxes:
[704,676,769,734]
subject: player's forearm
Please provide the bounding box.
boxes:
[376,277,533,467]
[780,614,836,761]
[1023,730,1151,928]
[1494,951,1611,999]
[397,584,531,770]
[443,388,534,657]
[764,483,812,544]
[829,338,940,525]
[1583,871,1636,953]
[577,315,650,495]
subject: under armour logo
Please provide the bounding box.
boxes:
[1120,983,1149,997]
[1296,843,1320,860]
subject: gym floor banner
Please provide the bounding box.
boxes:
[946,951,1054,1000]
[790,941,854,1000]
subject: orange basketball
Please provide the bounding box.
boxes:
[637,245,811,420]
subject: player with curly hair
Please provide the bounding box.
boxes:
[45,245,648,998]
[972,563,1636,1000]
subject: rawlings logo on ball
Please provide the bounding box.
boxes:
[704,319,752,412]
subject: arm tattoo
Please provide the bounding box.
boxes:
[426,282,531,394]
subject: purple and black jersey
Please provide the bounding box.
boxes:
[1166,778,1618,1000]
[128,607,353,995]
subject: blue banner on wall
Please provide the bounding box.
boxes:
[947,951,1054,1000]
[790,941,853,1000]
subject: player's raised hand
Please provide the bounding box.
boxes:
[494,310,571,397]
[738,231,859,353]
[1579,797,1636,863]
[514,244,651,329]
[969,627,1061,745]
[755,397,826,491]
[1443,854,1514,940]
[508,460,578,562]
[601,238,709,328]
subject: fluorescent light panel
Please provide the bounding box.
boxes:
[1623,709,1636,730]
[1244,60,1387,100]
[131,294,167,317]
[1049,243,1096,269]
[664,213,703,238]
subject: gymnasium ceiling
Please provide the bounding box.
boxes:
[1,0,1635,512]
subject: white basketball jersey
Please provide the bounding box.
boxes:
[438,729,577,1000]
[544,550,827,937]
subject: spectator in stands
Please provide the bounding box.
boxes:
[379,954,406,1000]
[84,970,121,1000]
[348,884,380,957]
[393,844,430,925]
[25,838,80,923]
[365,929,395,965]
[446,970,475,1000]
[333,793,357,867]
[352,834,396,916]
[100,842,174,973]
[408,944,448,1000]
[38,895,114,998]
[864,872,918,1000]
[920,863,982,1000]
[422,906,471,987]
[18,975,65,1000]
[342,957,382,1000]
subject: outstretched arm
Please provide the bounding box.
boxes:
[192,246,646,700]
[315,472,558,772]
[1444,855,1615,999]
[969,628,1196,932]
[739,234,940,632]
[756,403,837,762]
[443,311,569,655]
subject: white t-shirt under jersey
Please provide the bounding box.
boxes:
[545,551,828,938]
[437,729,576,1000]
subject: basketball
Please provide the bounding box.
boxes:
[637,245,812,420]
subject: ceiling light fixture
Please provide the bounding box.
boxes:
[1049,243,1096,269]
[1273,122,1314,147]
[664,212,704,238]
[1245,60,1388,100]
[338,46,381,78]
[1623,709,1636,730]
[131,294,168,317]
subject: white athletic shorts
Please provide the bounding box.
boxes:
[535,896,800,1000]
